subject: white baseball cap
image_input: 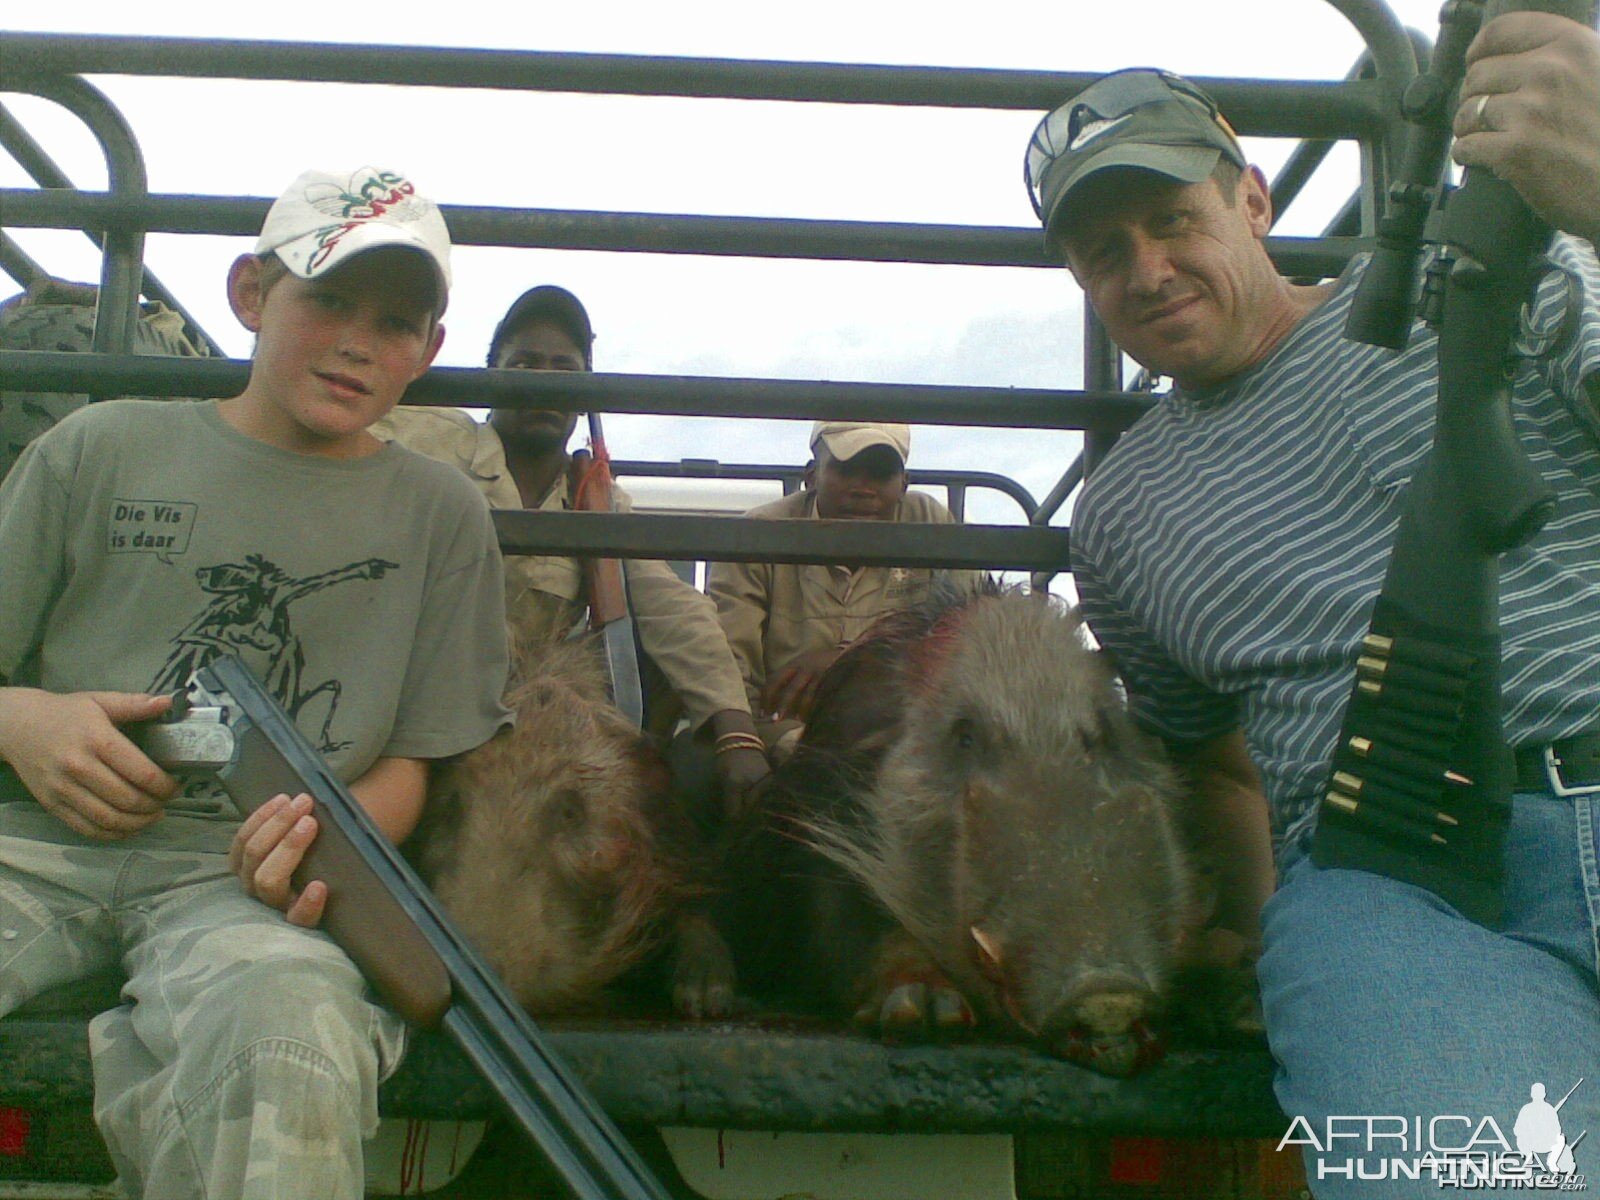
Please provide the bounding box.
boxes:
[809,421,912,465]
[255,166,452,310]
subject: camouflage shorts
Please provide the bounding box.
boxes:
[0,806,406,1199]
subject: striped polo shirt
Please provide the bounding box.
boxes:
[1071,234,1600,852]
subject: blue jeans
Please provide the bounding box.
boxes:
[1259,791,1600,1196]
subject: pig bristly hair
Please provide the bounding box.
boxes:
[409,637,686,1014]
[775,582,1193,1043]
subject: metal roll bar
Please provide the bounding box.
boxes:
[0,0,1425,582]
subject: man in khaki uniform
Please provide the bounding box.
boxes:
[376,285,769,804]
[709,421,982,754]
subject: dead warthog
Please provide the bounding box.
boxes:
[721,585,1199,1075]
[408,638,692,1014]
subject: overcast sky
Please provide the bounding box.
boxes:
[2,0,1451,543]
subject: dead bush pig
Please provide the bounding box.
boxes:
[408,638,693,1014]
[722,586,1196,1075]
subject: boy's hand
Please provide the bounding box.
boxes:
[0,687,179,840]
[229,792,328,928]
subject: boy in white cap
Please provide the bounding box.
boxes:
[709,421,983,753]
[0,166,510,1198]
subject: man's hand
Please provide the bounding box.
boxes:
[0,687,178,840]
[762,646,844,722]
[715,748,771,818]
[228,792,328,929]
[1454,11,1600,246]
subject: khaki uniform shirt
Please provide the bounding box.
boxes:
[707,488,982,714]
[374,407,749,728]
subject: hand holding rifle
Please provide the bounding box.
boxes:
[1452,10,1600,245]
[0,687,176,840]
[142,659,673,1200]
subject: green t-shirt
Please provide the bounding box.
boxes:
[0,399,511,828]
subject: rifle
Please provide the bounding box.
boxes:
[137,655,672,1200]
[1313,0,1596,925]
[570,410,646,727]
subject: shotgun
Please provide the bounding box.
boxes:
[1314,0,1596,925]
[137,655,672,1200]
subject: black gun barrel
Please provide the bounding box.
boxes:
[196,655,672,1200]
[1345,0,1487,350]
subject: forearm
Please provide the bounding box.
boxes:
[348,756,429,844]
[0,685,33,761]
[1192,774,1275,941]
[707,562,771,715]
[626,559,752,729]
[1172,731,1275,945]
[706,709,759,738]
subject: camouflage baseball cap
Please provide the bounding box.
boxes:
[1025,69,1245,250]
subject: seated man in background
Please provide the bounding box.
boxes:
[708,421,984,757]
[377,284,769,810]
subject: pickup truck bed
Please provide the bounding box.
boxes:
[0,1008,1296,1199]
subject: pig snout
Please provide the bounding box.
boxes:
[1058,972,1158,1037]
[1034,969,1167,1077]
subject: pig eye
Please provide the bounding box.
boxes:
[949,718,978,751]
[1079,716,1118,754]
[552,789,588,831]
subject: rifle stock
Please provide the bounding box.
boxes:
[571,444,630,628]
[220,693,452,1027]
[572,411,646,725]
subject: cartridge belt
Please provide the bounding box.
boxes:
[1513,731,1600,797]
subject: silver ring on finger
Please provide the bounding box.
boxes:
[1474,93,1492,133]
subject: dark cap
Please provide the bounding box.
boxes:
[1024,69,1245,250]
[487,285,595,367]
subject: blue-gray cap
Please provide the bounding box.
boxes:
[1025,69,1245,251]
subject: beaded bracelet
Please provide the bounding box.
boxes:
[713,731,767,756]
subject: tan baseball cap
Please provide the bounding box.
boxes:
[809,421,911,466]
[255,166,452,310]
